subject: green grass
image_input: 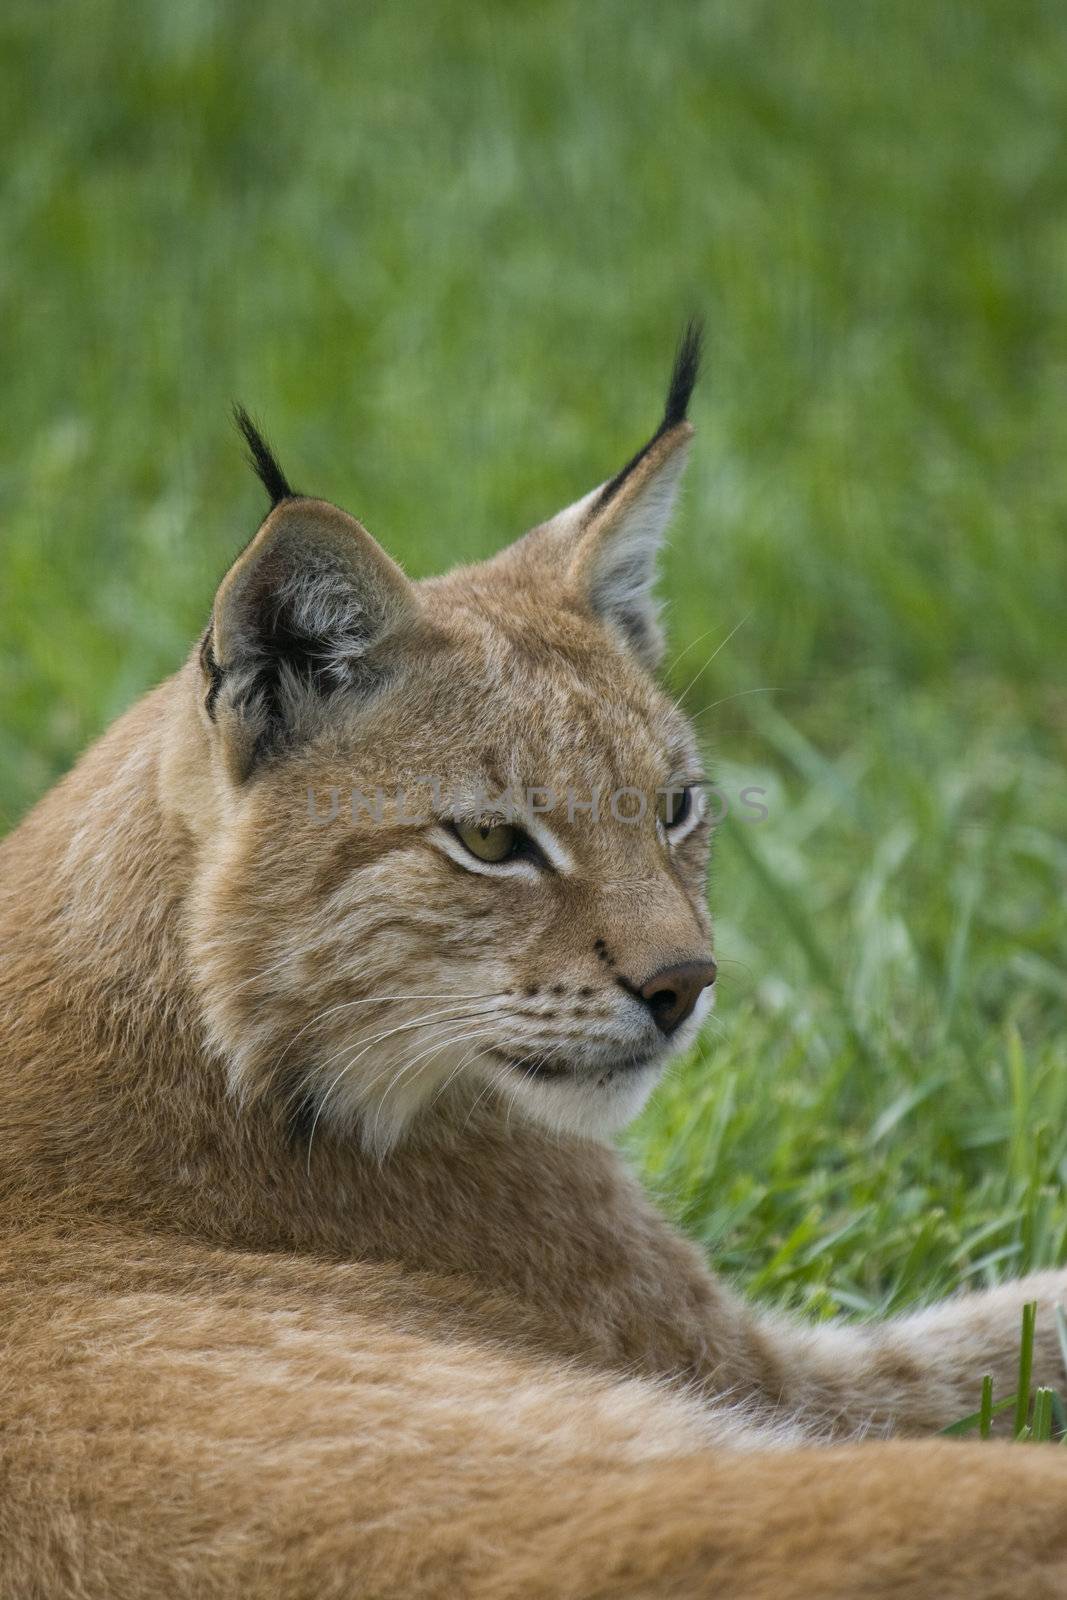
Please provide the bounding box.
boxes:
[940,1302,1067,1443]
[2,0,1066,1320]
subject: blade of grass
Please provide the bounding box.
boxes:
[1013,1301,1037,1439]
[1031,1387,1054,1444]
[940,1392,1016,1438]
[979,1374,994,1440]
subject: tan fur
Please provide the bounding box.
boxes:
[3,394,1067,1597]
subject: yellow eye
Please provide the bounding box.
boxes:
[657,786,693,830]
[454,819,519,864]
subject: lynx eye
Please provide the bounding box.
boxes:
[452,819,520,864]
[657,785,693,830]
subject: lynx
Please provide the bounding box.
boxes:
[3,328,1067,1598]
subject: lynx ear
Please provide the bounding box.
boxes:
[504,322,702,669]
[201,412,417,782]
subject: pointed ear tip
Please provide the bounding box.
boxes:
[216,499,345,596]
[252,495,377,556]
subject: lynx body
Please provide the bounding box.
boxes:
[3,333,1067,1597]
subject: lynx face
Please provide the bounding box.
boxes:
[186,330,717,1150]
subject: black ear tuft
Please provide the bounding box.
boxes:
[661,317,704,430]
[594,318,704,512]
[233,405,295,508]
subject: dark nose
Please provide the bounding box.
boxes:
[629,959,717,1036]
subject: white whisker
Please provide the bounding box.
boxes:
[670,611,753,705]
[685,685,780,722]
[304,1009,503,1173]
[308,998,503,1081]
[272,989,504,1081]
[367,1025,500,1156]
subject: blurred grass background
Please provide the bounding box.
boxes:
[2,0,1065,1320]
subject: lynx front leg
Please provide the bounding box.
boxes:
[757,1270,1067,1437]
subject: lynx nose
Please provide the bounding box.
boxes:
[630,959,717,1036]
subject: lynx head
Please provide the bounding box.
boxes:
[186,325,716,1152]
